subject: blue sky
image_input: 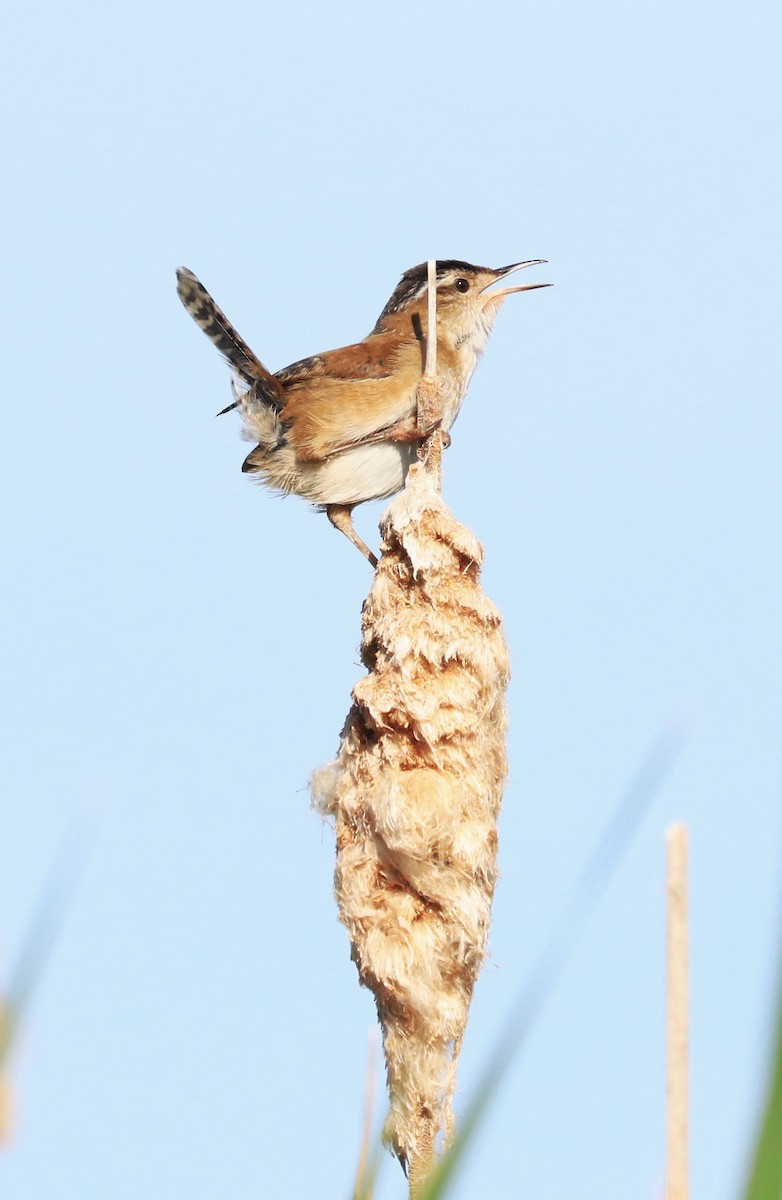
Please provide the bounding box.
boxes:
[1,0,780,1196]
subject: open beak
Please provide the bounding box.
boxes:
[480,260,552,298]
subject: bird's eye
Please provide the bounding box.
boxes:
[454,278,470,293]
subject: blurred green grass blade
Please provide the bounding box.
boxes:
[348,1028,384,1200]
[351,1139,382,1200]
[743,957,782,1200]
[418,720,690,1199]
[0,1004,12,1072]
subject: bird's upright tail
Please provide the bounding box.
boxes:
[176,268,283,412]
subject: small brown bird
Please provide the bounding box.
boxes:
[176,259,549,565]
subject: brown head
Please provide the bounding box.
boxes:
[373,259,550,351]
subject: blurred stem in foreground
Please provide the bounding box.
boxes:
[666,823,690,1200]
[743,945,782,1200]
[0,809,95,1145]
[352,1028,382,1200]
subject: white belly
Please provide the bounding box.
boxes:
[298,441,417,506]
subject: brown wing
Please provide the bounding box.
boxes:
[279,334,422,462]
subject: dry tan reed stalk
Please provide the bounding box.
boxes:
[312,264,510,1187]
[0,1085,10,1146]
[0,1002,12,1146]
[666,823,689,1200]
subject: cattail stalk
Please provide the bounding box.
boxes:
[312,264,510,1190]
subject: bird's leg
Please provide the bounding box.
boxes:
[317,416,451,458]
[326,504,379,568]
[377,414,451,449]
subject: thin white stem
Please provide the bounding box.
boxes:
[416,259,442,484]
[424,259,437,378]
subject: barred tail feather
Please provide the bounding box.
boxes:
[176,267,278,391]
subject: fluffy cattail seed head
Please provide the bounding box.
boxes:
[312,464,509,1177]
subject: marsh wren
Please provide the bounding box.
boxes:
[176,259,549,566]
